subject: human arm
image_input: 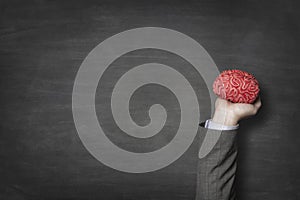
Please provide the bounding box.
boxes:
[195,97,262,200]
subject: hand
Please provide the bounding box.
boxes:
[212,97,262,126]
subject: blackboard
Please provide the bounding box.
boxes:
[1,0,299,199]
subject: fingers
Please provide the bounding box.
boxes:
[254,96,262,108]
[253,96,262,114]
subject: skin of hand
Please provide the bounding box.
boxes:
[212,97,262,126]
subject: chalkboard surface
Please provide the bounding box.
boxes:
[0,0,299,199]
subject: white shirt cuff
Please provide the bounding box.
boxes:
[204,119,239,131]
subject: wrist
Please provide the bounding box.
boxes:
[212,108,239,126]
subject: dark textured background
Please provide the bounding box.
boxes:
[1,0,299,199]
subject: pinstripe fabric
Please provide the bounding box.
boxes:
[196,124,238,200]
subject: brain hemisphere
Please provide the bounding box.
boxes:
[213,69,260,103]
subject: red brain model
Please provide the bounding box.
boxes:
[213,69,260,104]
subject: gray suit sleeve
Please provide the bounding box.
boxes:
[195,123,238,200]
